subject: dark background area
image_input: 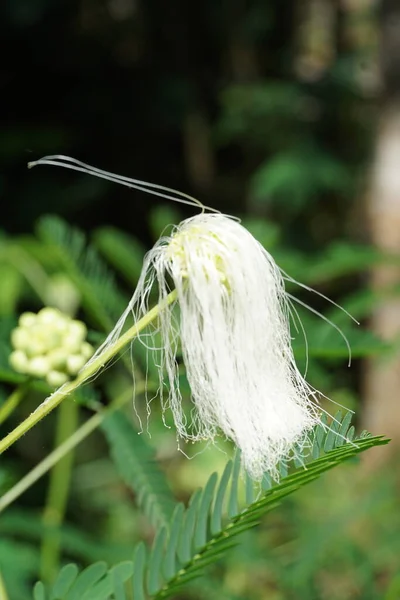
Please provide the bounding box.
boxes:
[1,0,375,246]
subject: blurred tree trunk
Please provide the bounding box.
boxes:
[363,0,400,465]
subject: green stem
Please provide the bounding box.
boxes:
[0,571,9,600]
[0,385,28,426]
[0,386,138,513]
[40,397,79,583]
[0,289,177,455]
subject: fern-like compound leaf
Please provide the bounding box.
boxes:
[131,543,147,600]
[177,489,201,564]
[194,472,218,549]
[101,411,175,529]
[65,562,108,600]
[37,216,126,329]
[163,503,185,580]
[33,414,388,600]
[147,528,167,595]
[50,564,79,599]
[210,460,232,536]
[33,582,46,600]
[227,450,241,518]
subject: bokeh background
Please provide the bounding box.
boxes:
[1,1,400,599]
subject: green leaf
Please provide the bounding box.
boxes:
[0,538,39,599]
[101,411,176,529]
[149,206,181,241]
[194,472,218,549]
[93,227,146,287]
[33,416,389,600]
[83,562,133,600]
[217,82,309,146]
[304,242,395,285]
[245,471,255,505]
[131,543,147,600]
[338,410,353,444]
[65,563,108,600]
[33,582,47,600]
[37,216,126,330]
[163,504,185,580]
[177,490,201,564]
[261,472,272,491]
[210,461,232,535]
[278,461,288,479]
[112,568,127,600]
[50,564,79,599]
[241,219,280,250]
[147,527,167,595]
[227,451,241,518]
[291,310,386,360]
[0,264,22,315]
[250,149,351,212]
[347,425,355,441]
[153,432,388,600]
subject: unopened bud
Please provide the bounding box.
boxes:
[46,370,69,387]
[19,312,37,328]
[9,350,29,373]
[11,328,31,351]
[66,354,86,375]
[28,356,50,378]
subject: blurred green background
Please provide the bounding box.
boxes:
[1,1,400,599]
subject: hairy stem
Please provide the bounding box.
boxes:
[0,289,177,455]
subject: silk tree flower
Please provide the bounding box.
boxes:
[92,213,325,479]
[28,156,351,480]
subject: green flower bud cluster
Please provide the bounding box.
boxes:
[9,307,94,387]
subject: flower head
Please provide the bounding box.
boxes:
[92,213,322,479]
[28,156,348,480]
[10,307,94,388]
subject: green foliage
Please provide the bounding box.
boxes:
[217,83,310,148]
[0,212,395,599]
[0,209,395,600]
[0,509,131,565]
[101,412,176,529]
[0,539,39,600]
[0,263,22,316]
[0,207,395,600]
[36,216,127,329]
[290,309,387,360]
[148,206,182,241]
[249,149,351,213]
[32,412,388,599]
[94,228,146,288]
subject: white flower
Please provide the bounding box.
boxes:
[91,213,324,479]
[29,156,352,479]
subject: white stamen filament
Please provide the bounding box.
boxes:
[29,156,353,480]
[88,214,324,479]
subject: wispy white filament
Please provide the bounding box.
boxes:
[29,156,352,480]
[89,213,325,479]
